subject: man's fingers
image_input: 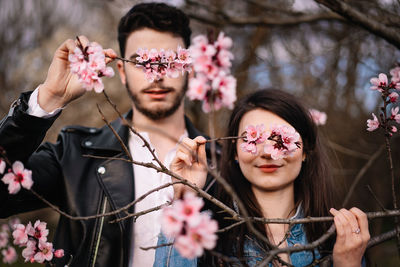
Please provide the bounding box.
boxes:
[104,48,117,63]
[76,35,90,48]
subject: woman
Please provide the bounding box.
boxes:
[156,89,370,266]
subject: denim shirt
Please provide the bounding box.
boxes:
[154,207,322,267]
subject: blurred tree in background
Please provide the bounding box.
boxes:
[1,0,399,265]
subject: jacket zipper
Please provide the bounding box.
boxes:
[91,196,108,267]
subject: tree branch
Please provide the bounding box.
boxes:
[315,0,400,49]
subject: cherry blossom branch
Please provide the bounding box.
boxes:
[110,201,172,223]
[96,103,132,161]
[108,55,178,66]
[101,90,167,171]
[140,242,173,251]
[366,185,387,212]
[204,135,245,143]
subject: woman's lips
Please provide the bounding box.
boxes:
[258,164,281,173]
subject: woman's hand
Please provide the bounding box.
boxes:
[170,136,208,199]
[330,207,370,267]
[39,35,117,112]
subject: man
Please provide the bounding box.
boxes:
[0,3,215,266]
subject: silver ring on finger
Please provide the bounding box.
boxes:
[352,228,361,234]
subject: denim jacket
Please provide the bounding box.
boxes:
[154,208,366,267]
[154,207,322,267]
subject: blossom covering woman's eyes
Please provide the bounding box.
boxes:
[240,123,301,159]
[240,124,267,154]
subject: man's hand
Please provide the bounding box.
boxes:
[38,35,117,112]
[170,136,208,199]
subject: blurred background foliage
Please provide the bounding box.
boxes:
[0,0,400,265]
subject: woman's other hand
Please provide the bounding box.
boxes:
[330,207,370,267]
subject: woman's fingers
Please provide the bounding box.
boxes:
[339,208,361,235]
[350,207,371,242]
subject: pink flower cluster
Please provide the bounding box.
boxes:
[367,66,400,134]
[309,109,327,126]
[161,192,218,259]
[187,32,237,113]
[240,124,267,154]
[265,124,301,160]
[135,46,192,83]
[240,124,301,160]
[69,42,114,93]
[0,218,20,264]
[12,220,64,264]
[1,161,33,194]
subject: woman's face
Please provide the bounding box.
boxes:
[236,108,305,194]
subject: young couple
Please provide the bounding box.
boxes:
[0,2,369,266]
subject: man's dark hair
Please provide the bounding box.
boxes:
[118,2,191,57]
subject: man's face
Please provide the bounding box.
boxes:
[118,28,187,120]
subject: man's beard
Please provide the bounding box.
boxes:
[126,78,187,121]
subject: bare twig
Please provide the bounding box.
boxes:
[342,145,385,206]
[315,0,400,49]
[140,242,173,251]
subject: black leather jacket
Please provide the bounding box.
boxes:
[0,92,218,267]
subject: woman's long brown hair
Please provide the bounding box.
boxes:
[202,89,335,266]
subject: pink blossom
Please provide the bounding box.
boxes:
[370,73,388,91]
[166,62,180,78]
[177,46,192,65]
[9,218,21,229]
[240,124,267,154]
[0,232,8,248]
[68,47,86,73]
[26,220,49,243]
[12,224,28,245]
[367,113,380,131]
[390,66,400,84]
[216,49,233,69]
[2,246,17,264]
[22,240,36,262]
[161,203,184,238]
[309,109,327,126]
[164,49,176,63]
[190,35,216,58]
[0,158,6,174]
[264,124,301,160]
[180,192,205,226]
[391,107,400,123]
[174,212,218,259]
[212,73,237,110]
[136,48,150,63]
[33,241,53,263]
[391,126,397,133]
[201,98,222,114]
[69,42,114,93]
[215,32,233,50]
[187,76,210,101]
[1,223,10,233]
[389,92,399,103]
[54,249,64,258]
[1,161,33,194]
[188,32,236,113]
